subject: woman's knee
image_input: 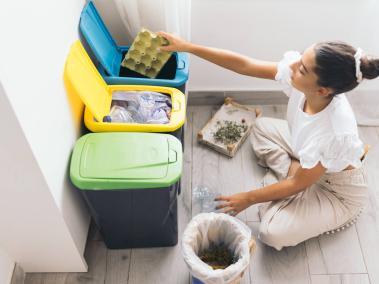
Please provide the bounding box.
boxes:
[250,117,273,151]
[253,117,272,134]
[258,222,299,251]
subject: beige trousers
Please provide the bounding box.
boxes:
[251,117,369,251]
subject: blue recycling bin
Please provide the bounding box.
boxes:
[79,1,189,93]
[192,277,204,284]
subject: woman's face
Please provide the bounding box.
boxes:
[290,45,329,97]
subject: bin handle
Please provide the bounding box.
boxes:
[249,238,256,254]
[172,100,181,112]
[178,59,186,70]
[169,149,177,163]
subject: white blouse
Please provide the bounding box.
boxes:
[275,51,364,173]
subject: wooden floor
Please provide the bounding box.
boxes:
[24,105,379,284]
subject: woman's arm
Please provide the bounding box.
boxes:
[157,31,277,80]
[216,163,326,215]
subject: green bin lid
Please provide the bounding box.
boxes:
[70,132,182,190]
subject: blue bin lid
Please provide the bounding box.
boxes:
[79,1,122,76]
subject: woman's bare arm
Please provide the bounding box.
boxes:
[216,163,326,215]
[158,31,277,80]
[250,163,325,203]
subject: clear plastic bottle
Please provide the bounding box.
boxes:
[192,186,222,213]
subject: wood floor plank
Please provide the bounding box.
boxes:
[243,105,287,221]
[304,237,327,275]
[191,105,250,283]
[182,108,194,284]
[190,106,251,283]
[191,105,248,221]
[24,241,106,284]
[191,105,220,217]
[306,225,366,274]
[339,274,370,284]
[64,241,107,284]
[209,106,246,223]
[181,108,193,220]
[311,274,370,284]
[355,126,379,284]
[24,272,68,284]
[127,110,193,284]
[248,221,311,284]
[217,136,247,222]
[11,264,25,284]
[105,249,131,284]
[128,244,189,284]
[354,211,379,284]
[24,273,43,284]
[51,274,67,284]
[127,188,191,284]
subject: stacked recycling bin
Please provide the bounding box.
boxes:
[70,133,182,249]
[80,1,189,93]
[66,1,189,249]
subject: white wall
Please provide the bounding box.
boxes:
[0,249,14,284]
[0,0,89,272]
[93,0,132,44]
[189,0,379,91]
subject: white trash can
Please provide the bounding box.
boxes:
[182,213,256,284]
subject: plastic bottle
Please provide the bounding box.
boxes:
[192,186,222,213]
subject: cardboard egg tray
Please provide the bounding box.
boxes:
[121,28,173,78]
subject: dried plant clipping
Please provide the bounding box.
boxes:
[213,120,248,145]
[198,242,237,270]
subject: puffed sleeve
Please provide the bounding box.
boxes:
[298,134,365,172]
[275,51,301,97]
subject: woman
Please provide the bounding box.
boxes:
[158,32,379,250]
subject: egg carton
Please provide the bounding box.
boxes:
[121,28,173,79]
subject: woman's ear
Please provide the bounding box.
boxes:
[316,87,333,97]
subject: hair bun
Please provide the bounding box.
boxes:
[361,56,379,80]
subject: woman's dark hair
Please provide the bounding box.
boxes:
[313,41,379,95]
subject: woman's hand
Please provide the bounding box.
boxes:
[215,192,255,216]
[156,31,192,52]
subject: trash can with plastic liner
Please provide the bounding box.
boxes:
[182,213,256,284]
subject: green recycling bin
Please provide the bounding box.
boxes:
[70,132,182,249]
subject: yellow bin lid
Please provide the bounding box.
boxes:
[64,40,111,122]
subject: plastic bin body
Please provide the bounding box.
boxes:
[82,184,179,249]
[79,1,189,92]
[64,41,186,143]
[70,132,183,249]
[192,277,204,284]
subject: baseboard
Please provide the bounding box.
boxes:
[187,90,288,105]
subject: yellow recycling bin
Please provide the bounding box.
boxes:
[64,41,186,140]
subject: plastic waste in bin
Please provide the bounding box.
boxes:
[79,1,189,93]
[70,132,183,249]
[64,40,186,143]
